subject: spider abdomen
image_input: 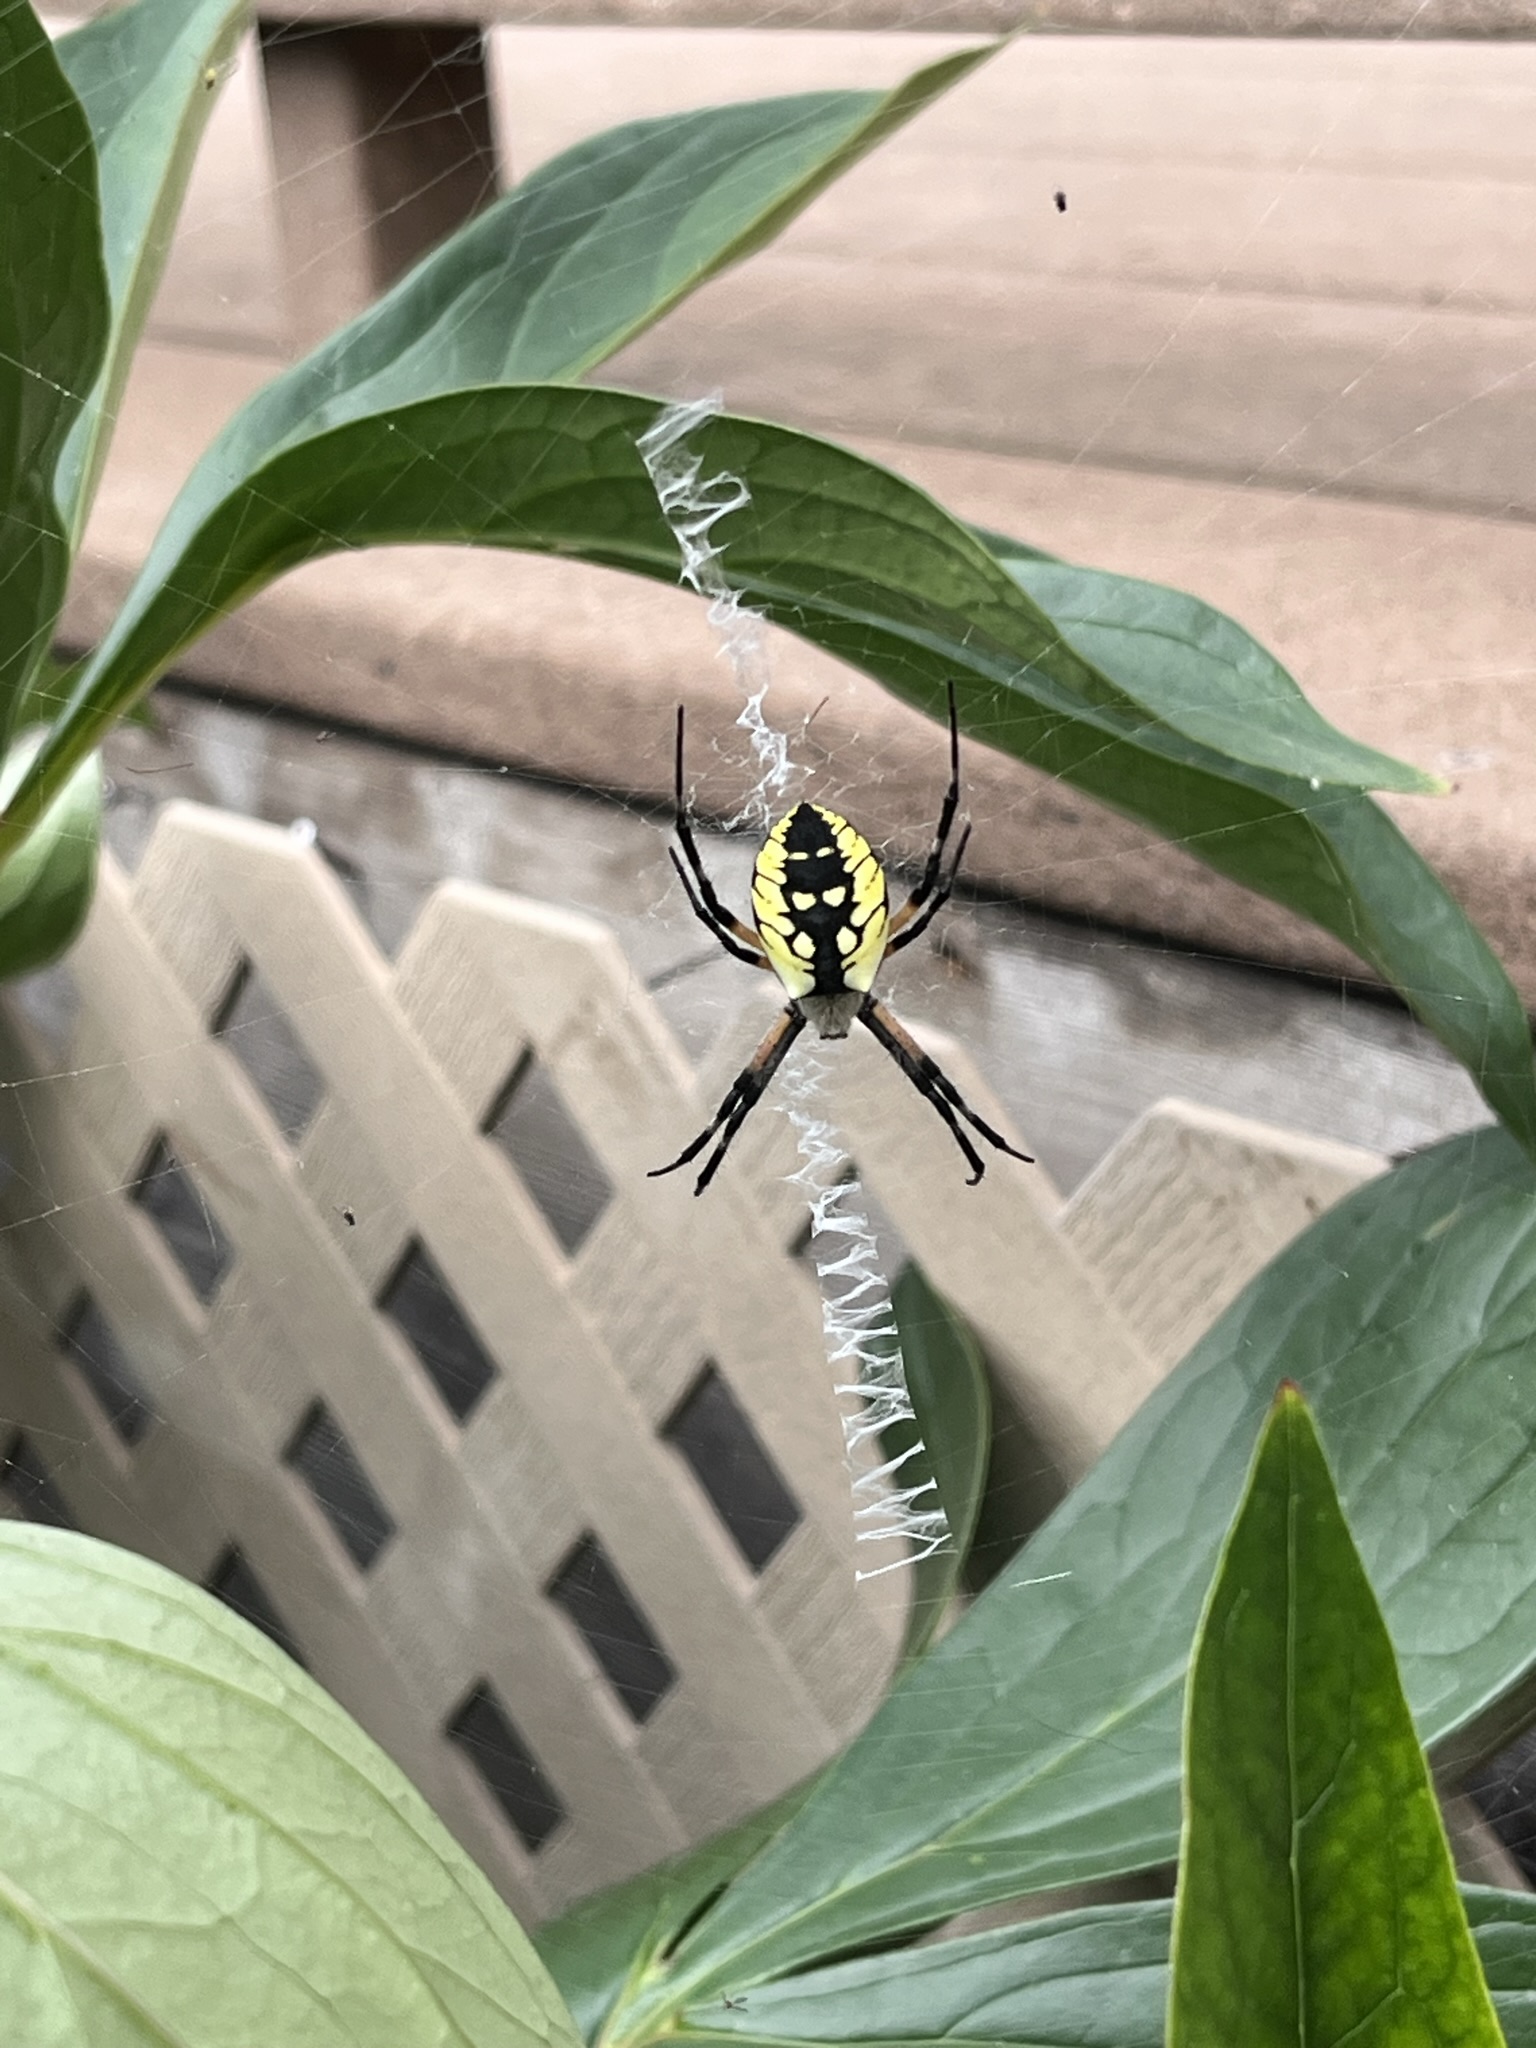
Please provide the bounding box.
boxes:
[751,801,888,1018]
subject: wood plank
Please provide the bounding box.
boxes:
[1061,1097,1384,1371]
[242,0,1536,32]
[611,257,1536,517]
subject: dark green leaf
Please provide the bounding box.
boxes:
[76,41,992,575]
[985,541,1529,1166]
[1000,553,1439,793]
[538,1780,819,2045]
[14,398,1529,1150]
[12,648,84,729]
[1466,1888,1536,2048]
[887,1263,992,1667]
[0,1522,583,2047]
[0,0,108,742]
[598,1127,1536,2010]
[681,1905,1170,2048]
[0,728,99,979]
[666,1893,1536,2048]
[1169,1386,1502,2047]
[52,0,248,545]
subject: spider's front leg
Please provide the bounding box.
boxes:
[668,706,769,969]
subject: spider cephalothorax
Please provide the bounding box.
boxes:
[651,686,1034,1196]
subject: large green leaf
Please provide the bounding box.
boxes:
[0,727,99,978]
[587,1126,1536,2023]
[67,41,992,586]
[887,1263,992,1668]
[537,1781,820,2045]
[1001,553,1438,794]
[0,0,108,745]
[987,541,1530,1167]
[663,1893,1536,2048]
[1168,1387,1502,2047]
[0,1521,583,2047]
[9,396,1526,1149]
[52,0,249,547]
[674,1906,1171,2048]
[1468,1888,1536,2047]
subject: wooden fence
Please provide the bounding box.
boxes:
[0,802,1383,1923]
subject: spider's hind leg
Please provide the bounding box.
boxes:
[650,1006,807,1196]
[859,996,1032,1184]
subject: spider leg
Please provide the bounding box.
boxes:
[887,681,962,942]
[649,1006,807,1196]
[670,706,766,963]
[886,820,972,958]
[670,848,768,969]
[859,996,1033,1183]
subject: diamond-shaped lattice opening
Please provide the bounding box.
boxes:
[285,1402,394,1570]
[484,1051,612,1256]
[57,1292,154,1446]
[212,959,324,1142]
[379,1240,497,1423]
[447,1681,566,1852]
[132,1137,232,1303]
[206,1545,306,1668]
[0,1432,74,1528]
[546,1533,675,1724]
[663,1364,802,1574]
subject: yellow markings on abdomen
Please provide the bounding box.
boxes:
[753,801,889,1000]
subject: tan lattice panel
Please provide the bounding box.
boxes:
[0,802,1386,1918]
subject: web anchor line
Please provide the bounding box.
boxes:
[638,395,953,1584]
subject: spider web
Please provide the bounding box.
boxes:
[6,0,1536,1931]
[638,390,951,1578]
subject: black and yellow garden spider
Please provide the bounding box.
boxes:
[651,687,1034,1196]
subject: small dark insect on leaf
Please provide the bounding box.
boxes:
[1054,189,1067,213]
[722,1997,748,2012]
[340,1206,357,1226]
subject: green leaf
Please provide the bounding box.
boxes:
[0,1521,584,2048]
[538,1782,819,2046]
[986,536,1535,1214]
[0,0,109,742]
[1465,1888,1536,2048]
[52,0,250,547]
[594,1126,1536,2017]
[998,552,1440,794]
[887,1263,992,1668]
[668,1892,1536,2048]
[12,399,1530,1152]
[1169,1386,1503,2047]
[680,1904,1171,2048]
[0,726,99,979]
[66,41,992,589]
